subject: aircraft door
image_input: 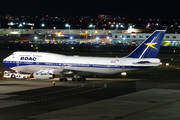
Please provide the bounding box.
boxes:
[120,60,126,70]
[16,61,19,66]
[36,61,39,65]
[35,57,39,65]
[63,61,66,66]
[86,62,89,68]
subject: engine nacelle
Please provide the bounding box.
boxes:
[33,72,55,79]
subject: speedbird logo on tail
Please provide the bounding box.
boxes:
[144,43,158,49]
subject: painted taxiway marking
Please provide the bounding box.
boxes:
[0,83,107,109]
[0,101,33,109]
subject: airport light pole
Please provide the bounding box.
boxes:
[116,24,119,30]
[93,25,96,39]
[65,24,71,37]
[18,23,23,28]
[89,24,96,39]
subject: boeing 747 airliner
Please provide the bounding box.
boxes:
[2,30,166,81]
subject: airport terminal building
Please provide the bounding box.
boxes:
[112,32,180,46]
[1,28,180,46]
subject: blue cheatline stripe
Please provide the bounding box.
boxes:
[2,61,152,69]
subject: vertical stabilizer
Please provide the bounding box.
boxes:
[127,30,166,58]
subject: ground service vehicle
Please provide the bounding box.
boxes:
[3,71,30,79]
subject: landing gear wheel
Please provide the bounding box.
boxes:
[72,77,76,81]
[11,75,16,78]
[82,77,86,81]
[63,78,67,81]
[59,78,67,81]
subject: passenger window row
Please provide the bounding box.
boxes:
[115,35,178,39]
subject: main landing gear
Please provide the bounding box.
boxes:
[59,77,68,81]
[59,74,86,81]
[59,73,68,81]
[72,75,86,81]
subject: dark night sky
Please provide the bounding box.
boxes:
[0,0,179,18]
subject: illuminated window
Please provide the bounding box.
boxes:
[120,35,124,38]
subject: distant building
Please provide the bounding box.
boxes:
[98,14,111,20]
[112,32,180,46]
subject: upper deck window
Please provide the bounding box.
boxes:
[19,55,30,56]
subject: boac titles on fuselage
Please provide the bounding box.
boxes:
[20,57,37,61]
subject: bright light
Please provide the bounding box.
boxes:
[116,25,119,27]
[123,38,126,40]
[19,24,23,27]
[11,32,18,34]
[23,22,26,25]
[166,63,169,66]
[71,47,74,49]
[34,36,38,40]
[65,24,69,27]
[53,27,56,29]
[111,25,114,27]
[95,37,99,40]
[127,28,135,33]
[41,23,45,27]
[120,25,124,28]
[89,24,93,28]
[58,34,64,37]
[70,36,73,40]
[159,62,162,65]
[8,22,14,26]
[121,72,127,76]
[27,23,34,26]
[107,36,110,39]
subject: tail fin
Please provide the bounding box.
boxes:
[127,30,166,58]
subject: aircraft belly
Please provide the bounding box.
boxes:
[65,67,123,74]
[12,65,62,73]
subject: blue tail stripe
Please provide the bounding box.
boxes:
[127,30,165,58]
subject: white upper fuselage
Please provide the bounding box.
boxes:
[2,51,160,75]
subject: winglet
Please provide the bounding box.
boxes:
[126,30,166,58]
